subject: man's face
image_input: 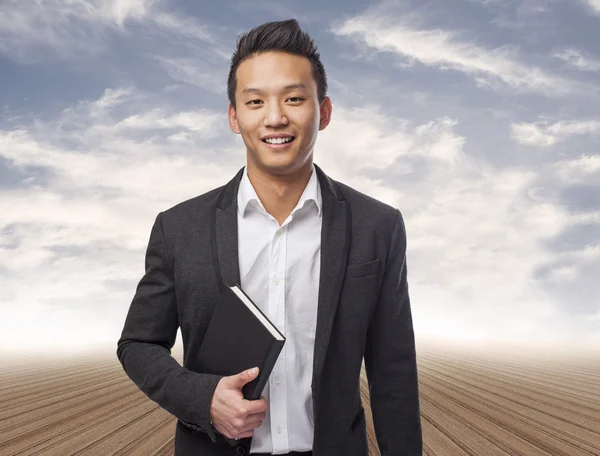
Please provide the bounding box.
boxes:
[228,51,332,176]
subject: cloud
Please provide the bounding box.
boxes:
[469,0,556,29]
[554,155,600,184]
[331,8,576,96]
[0,0,228,64]
[94,87,135,109]
[0,0,154,61]
[314,106,467,210]
[400,164,578,343]
[0,87,243,352]
[583,0,600,15]
[318,108,465,170]
[1,81,597,351]
[118,109,224,135]
[100,0,154,26]
[554,48,600,73]
[0,89,234,200]
[153,56,227,93]
[0,86,236,256]
[511,118,600,146]
[150,13,232,61]
[314,104,594,343]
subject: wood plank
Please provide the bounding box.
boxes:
[421,415,469,456]
[1,346,598,456]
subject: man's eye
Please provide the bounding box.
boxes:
[246,97,303,105]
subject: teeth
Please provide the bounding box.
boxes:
[264,137,293,144]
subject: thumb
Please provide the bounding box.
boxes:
[230,367,259,389]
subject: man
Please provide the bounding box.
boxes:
[117,19,422,456]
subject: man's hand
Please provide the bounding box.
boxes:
[209,367,268,439]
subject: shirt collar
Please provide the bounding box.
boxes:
[237,164,322,218]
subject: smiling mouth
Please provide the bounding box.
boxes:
[262,136,296,145]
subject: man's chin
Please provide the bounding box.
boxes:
[252,158,310,177]
[261,163,296,176]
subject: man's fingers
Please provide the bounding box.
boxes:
[234,412,265,435]
[211,372,266,440]
[212,423,228,437]
[244,411,267,425]
[242,397,268,415]
[216,423,256,440]
[236,430,254,439]
[229,367,259,389]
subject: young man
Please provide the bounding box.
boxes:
[117,19,422,456]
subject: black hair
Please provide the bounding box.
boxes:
[227,19,328,109]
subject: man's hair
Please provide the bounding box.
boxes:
[227,19,328,109]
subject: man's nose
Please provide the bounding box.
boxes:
[263,103,289,127]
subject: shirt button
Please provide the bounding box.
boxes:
[274,376,281,385]
[274,279,280,286]
[276,426,282,434]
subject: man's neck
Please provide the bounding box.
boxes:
[246,161,314,226]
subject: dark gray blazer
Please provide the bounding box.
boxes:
[116,164,422,456]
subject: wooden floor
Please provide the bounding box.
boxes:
[1,343,598,456]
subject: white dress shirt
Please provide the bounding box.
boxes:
[237,164,322,454]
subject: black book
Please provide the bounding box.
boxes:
[198,284,286,400]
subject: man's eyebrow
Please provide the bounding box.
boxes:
[242,83,307,94]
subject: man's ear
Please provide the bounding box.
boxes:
[228,103,240,134]
[319,96,333,131]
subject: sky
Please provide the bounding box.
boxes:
[0,0,599,354]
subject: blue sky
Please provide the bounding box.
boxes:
[1,0,599,353]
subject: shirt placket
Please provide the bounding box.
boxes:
[268,222,289,453]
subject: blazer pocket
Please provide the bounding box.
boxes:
[177,420,207,435]
[177,420,193,434]
[350,407,365,433]
[345,258,380,280]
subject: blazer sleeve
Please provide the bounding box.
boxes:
[116,212,223,443]
[364,209,423,455]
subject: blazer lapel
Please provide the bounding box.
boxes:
[311,164,351,392]
[214,167,244,288]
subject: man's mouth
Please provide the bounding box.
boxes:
[262,136,296,145]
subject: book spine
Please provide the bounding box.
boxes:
[245,339,285,401]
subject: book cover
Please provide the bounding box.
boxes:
[198,284,286,400]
